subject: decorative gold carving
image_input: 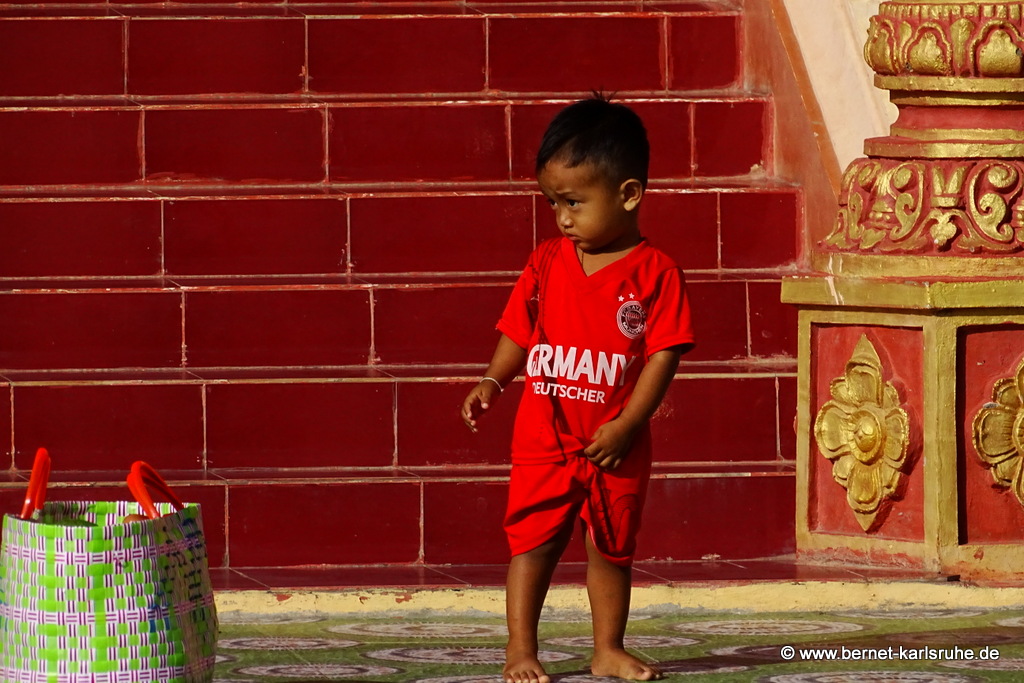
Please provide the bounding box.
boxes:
[972,355,1024,508]
[814,336,912,532]
[826,158,1024,253]
[866,3,1024,81]
[876,74,1024,96]
[821,1,1024,265]
[864,139,1024,159]
[889,126,1024,142]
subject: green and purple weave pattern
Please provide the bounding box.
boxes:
[0,500,218,682]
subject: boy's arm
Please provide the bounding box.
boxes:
[460,334,528,433]
[584,346,684,470]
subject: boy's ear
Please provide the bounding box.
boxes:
[620,178,644,212]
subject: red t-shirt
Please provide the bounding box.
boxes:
[498,237,695,464]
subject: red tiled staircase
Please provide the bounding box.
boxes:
[0,0,801,583]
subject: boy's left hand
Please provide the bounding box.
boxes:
[584,418,636,470]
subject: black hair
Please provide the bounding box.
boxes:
[535,94,650,188]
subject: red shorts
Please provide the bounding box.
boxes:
[503,447,652,567]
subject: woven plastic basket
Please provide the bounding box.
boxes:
[0,456,218,682]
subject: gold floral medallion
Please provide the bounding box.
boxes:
[972,355,1024,506]
[814,336,912,531]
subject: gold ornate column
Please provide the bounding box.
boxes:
[782,0,1024,580]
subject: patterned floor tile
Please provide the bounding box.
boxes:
[211,609,1024,682]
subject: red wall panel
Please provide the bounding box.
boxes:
[0,111,141,185]
[165,198,346,276]
[0,201,161,278]
[669,15,739,90]
[349,195,534,274]
[397,381,519,467]
[13,384,204,471]
[0,19,124,96]
[185,289,372,367]
[329,105,507,182]
[489,17,664,93]
[129,19,305,95]
[309,17,486,94]
[206,382,395,469]
[959,327,1024,543]
[373,286,511,364]
[0,292,182,370]
[145,107,325,183]
[639,475,796,560]
[228,482,421,565]
[693,101,766,177]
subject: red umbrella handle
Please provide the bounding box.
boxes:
[126,461,185,519]
[20,447,51,520]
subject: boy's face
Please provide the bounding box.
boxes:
[537,159,643,254]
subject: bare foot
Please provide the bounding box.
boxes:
[591,647,663,681]
[503,647,550,683]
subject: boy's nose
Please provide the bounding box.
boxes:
[557,210,572,228]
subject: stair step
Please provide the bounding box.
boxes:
[0,3,742,17]
[0,5,741,98]
[0,278,797,369]
[0,460,794,566]
[208,558,956,594]
[0,359,796,381]
[0,363,796,472]
[0,183,799,281]
[0,462,795,486]
[0,96,770,187]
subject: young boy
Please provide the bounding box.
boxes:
[460,96,695,683]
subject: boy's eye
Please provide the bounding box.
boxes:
[566,199,579,207]
[546,198,556,209]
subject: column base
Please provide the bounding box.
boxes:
[783,274,1024,582]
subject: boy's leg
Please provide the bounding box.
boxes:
[585,532,663,681]
[504,524,573,683]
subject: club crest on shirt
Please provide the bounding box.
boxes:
[617,299,646,339]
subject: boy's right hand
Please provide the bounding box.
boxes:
[461,381,501,433]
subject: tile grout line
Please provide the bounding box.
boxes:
[745,280,753,360]
[661,14,670,92]
[367,288,378,365]
[200,383,209,471]
[391,381,399,469]
[303,16,310,95]
[122,16,129,98]
[180,290,188,369]
[418,480,426,564]
[483,15,491,93]
[774,375,783,462]
[715,191,723,270]
[321,104,330,185]
[7,384,14,470]
[343,195,352,275]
